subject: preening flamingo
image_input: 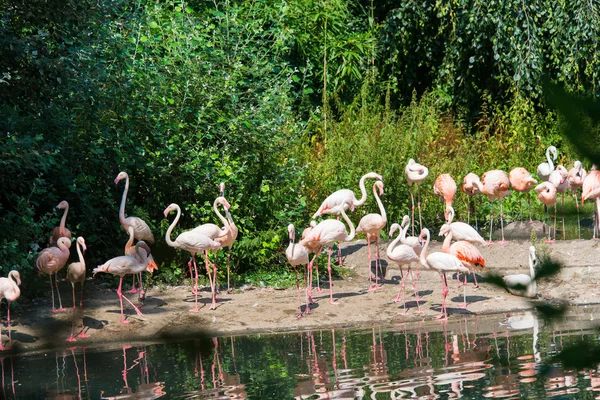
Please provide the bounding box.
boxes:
[399,215,423,255]
[582,170,600,238]
[433,174,457,222]
[405,159,429,235]
[218,183,239,293]
[36,236,71,312]
[66,237,88,342]
[481,170,510,244]
[537,146,557,182]
[124,226,159,300]
[115,171,155,244]
[49,200,72,247]
[504,246,537,298]
[567,161,587,239]
[443,206,487,245]
[462,173,482,228]
[548,165,570,239]
[509,167,538,222]
[285,224,310,317]
[534,181,557,242]
[301,200,356,305]
[0,271,20,350]
[418,228,469,320]
[164,203,222,311]
[93,241,153,324]
[386,223,420,313]
[356,181,386,290]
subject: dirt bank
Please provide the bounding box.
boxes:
[5,224,600,355]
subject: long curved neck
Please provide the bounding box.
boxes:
[546,149,554,171]
[76,241,85,266]
[442,231,452,253]
[9,271,18,287]
[125,228,134,253]
[354,175,369,207]
[58,240,69,256]
[529,253,537,294]
[225,209,236,228]
[400,221,408,242]
[373,185,386,223]
[119,174,129,225]
[214,199,229,227]
[165,206,181,247]
[419,232,430,266]
[386,227,403,258]
[59,204,69,234]
[339,205,355,241]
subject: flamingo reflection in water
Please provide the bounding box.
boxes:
[0,355,16,400]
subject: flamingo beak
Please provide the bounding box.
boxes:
[82,243,87,252]
[224,200,231,210]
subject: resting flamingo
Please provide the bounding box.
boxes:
[568,161,587,238]
[418,228,469,320]
[285,224,310,317]
[535,182,557,242]
[443,206,487,245]
[462,173,482,228]
[509,168,538,222]
[504,246,537,298]
[301,200,356,305]
[439,224,486,299]
[218,183,238,293]
[0,271,20,350]
[386,223,421,314]
[405,159,429,235]
[537,145,557,182]
[481,170,510,244]
[36,236,71,312]
[549,165,570,239]
[165,203,222,311]
[433,174,457,223]
[66,237,88,342]
[49,200,72,246]
[582,170,600,238]
[356,181,386,290]
[93,241,153,324]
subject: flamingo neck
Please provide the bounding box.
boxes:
[441,231,452,253]
[373,185,386,224]
[419,231,430,267]
[165,205,181,247]
[400,220,409,242]
[339,204,355,241]
[125,228,134,253]
[354,175,369,207]
[546,148,554,172]
[76,241,85,266]
[59,203,69,235]
[58,239,70,256]
[213,199,229,228]
[119,174,129,226]
[529,253,537,295]
[9,271,19,287]
[386,226,403,259]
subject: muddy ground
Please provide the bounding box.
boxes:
[5,221,600,355]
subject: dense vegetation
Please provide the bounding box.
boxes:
[1,0,599,291]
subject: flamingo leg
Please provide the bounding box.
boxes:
[574,191,581,239]
[488,202,495,244]
[49,274,56,312]
[119,280,145,319]
[293,267,302,318]
[6,303,11,349]
[553,203,557,241]
[459,273,468,309]
[466,197,471,225]
[117,276,129,324]
[327,248,338,305]
[499,201,506,244]
[79,281,84,309]
[561,193,565,240]
[55,273,65,312]
[376,237,383,282]
[409,266,424,314]
[417,184,423,232]
[189,254,200,313]
[527,195,533,223]
[472,272,480,288]
[545,206,552,242]
[210,256,218,310]
[67,283,77,342]
[77,283,90,339]
[410,185,416,236]
[226,249,232,293]
[393,266,404,303]
[473,196,478,230]
[188,260,198,295]
[128,274,137,294]
[435,274,449,320]
[366,237,374,290]
[314,254,322,293]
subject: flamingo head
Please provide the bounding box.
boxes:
[529,246,537,266]
[163,203,178,218]
[444,205,455,223]
[439,224,451,237]
[58,237,72,249]
[407,159,415,167]
[310,220,317,228]
[11,271,21,286]
[418,228,430,246]
[219,182,225,196]
[400,215,410,229]
[287,224,295,241]
[389,223,400,237]
[114,171,128,185]
[375,180,384,196]
[77,236,87,252]
[217,197,231,210]
[574,160,582,169]
[548,146,557,160]
[365,172,383,181]
[57,200,69,209]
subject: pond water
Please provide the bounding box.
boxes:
[4,311,599,399]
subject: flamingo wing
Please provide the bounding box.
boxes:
[124,216,155,243]
[388,245,418,264]
[286,243,310,266]
[176,231,222,252]
[449,222,486,245]
[450,241,486,271]
[426,252,469,273]
[313,189,355,217]
[36,247,64,274]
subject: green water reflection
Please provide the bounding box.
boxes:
[3,311,598,399]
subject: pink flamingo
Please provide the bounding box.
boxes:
[537,146,557,182]
[443,206,487,245]
[301,200,356,305]
[386,223,420,314]
[285,224,310,317]
[462,173,482,228]
[49,200,72,246]
[433,174,457,223]
[218,183,239,293]
[509,168,538,221]
[164,203,222,311]
[93,241,153,324]
[124,226,158,303]
[115,171,155,294]
[405,159,429,235]
[301,221,322,295]
[582,170,600,238]
[418,228,469,320]
[481,170,510,244]
[549,165,570,239]
[439,224,486,299]
[66,237,88,342]
[568,161,587,239]
[356,181,386,290]
[36,236,71,312]
[0,271,20,350]
[535,182,558,242]
[399,215,422,254]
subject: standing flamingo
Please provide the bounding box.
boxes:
[582,170,600,238]
[509,168,538,222]
[0,271,20,351]
[481,170,510,244]
[462,173,482,228]
[405,159,429,235]
[537,145,557,182]
[49,200,72,246]
[301,200,356,305]
[433,174,457,223]
[164,203,222,311]
[549,165,570,239]
[504,246,537,298]
[285,224,310,317]
[302,221,322,296]
[418,228,469,320]
[443,206,487,245]
[535,182,558,242]
[568,161,587,238]
[399,215,423,254]
[218,183,238,293]
[93,241,153,324]
[439,224,486,300]
[124,226,158,301]
[36,236,71,312]
[66,237,88,342]
[386,223,420,314]
[356,181,386,290]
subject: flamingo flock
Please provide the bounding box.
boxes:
[0,145,596,350]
